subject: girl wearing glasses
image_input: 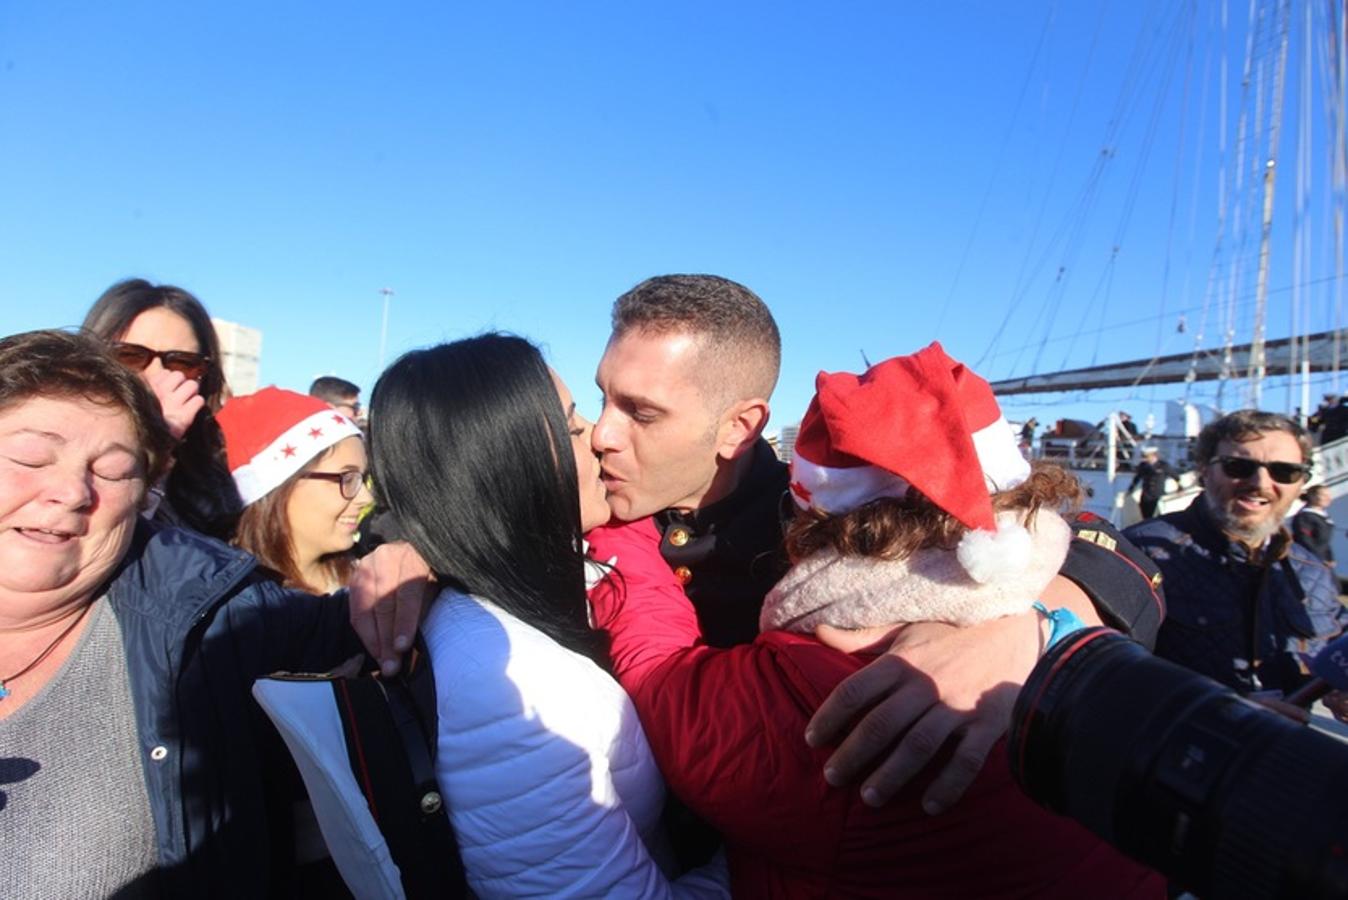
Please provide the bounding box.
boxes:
[217,387,374,594]
[82,278,244,540]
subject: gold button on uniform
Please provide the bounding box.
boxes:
[668,527,690,548]
[673,566,693,585]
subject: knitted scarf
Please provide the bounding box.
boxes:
[760,509,1072,634]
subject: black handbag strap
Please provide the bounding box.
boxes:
[333,640,467,898]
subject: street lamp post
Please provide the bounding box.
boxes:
[378,287,394,370]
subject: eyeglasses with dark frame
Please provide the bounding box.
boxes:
[1213,455,1311,485]
[110,342,211,381]
[298,469,367,500]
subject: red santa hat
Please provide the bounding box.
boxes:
[789,342,1033,582]
[217,386,362,506]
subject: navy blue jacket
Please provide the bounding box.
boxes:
[105,520,358,897]
[1125,497,1347,693]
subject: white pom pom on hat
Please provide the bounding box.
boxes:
[956,512,1033,584]
[788,341,1033,582]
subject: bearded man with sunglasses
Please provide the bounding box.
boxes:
[1126,410,1348,694]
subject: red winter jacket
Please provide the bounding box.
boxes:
[587,518,1162,899]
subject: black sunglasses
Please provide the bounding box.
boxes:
[110,342,210,381]
[1214,455,1311,485]
[299,470,367,500]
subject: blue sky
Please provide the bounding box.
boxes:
[2,1,1341,435]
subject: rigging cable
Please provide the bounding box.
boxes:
[993,1,1114,346]
[979,1,1189,375]
[931,3,1059,340]
[1288,0,1312,417]
[1029,6,1190,378]
[978,0,1168,369]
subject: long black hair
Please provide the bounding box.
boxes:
[83,278,243,540]
[369,333,603,661]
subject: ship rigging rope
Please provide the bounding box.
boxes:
[1210,0,1288,408]
[974,0,1189,374]
[978,0,1346,416]
[1323,0,1348,391]
[994,367,1346,414]
[968,1,1113,346]
[1151,0,1203,375]
[1213,0,1292,407]
[1040,9,1192,376]
[931,3,1060,340]
[1288,0,1312,414]
[977,270,1348,365]
[1182,0,1238,403]
[997,3,1192,379]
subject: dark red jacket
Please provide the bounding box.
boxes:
[588,518,1162,899]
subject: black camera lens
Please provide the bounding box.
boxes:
[1009,627,1348,900]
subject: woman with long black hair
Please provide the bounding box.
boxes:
[368,333,724,898]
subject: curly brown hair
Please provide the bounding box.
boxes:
[784,460,1083,564]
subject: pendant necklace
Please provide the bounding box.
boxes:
[0,604,93,701]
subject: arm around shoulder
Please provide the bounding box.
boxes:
[207,573,364,677]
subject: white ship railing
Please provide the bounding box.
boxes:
[1037,433,1348,527]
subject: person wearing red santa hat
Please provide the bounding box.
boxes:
[218,387,372,594]
[587,342,1163,898]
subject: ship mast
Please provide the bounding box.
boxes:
[1249,0,1291,408]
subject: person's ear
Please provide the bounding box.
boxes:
[714,397,770,461]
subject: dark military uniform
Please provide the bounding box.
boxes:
[654,439,792,647]
[1128,458,1175,519]
[650,439,1166,650]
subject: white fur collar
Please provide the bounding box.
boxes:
[760,509,1072,633]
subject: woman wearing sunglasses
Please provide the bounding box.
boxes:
[217,387,373,594]
[82,279,243,540]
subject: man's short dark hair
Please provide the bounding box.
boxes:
[309,375,360,405]
[1195,409,1312,466]
[1303,484,1331,504]
[610,274,781,405]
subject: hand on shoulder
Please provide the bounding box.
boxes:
[806,576,1100,813]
